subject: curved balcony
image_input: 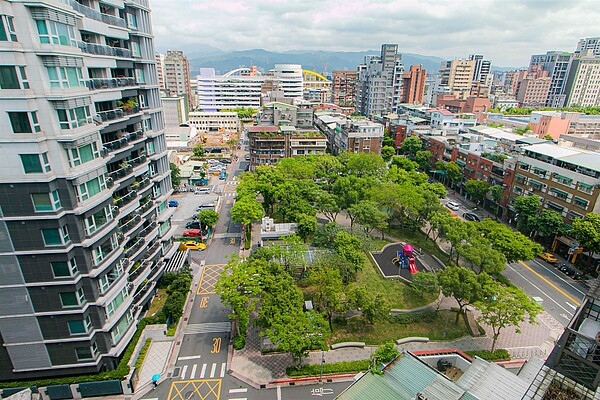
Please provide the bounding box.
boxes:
[130,177,151,192]
[128,259,152,284]
[86,77,136,90]
[119,214,142,236]
[138,222,157,238]
[108,164,134,184]
[69,0,127,28]
[102,131,144,156]
[113,190,137,208]
[78,41,131,58]
[142,240,162,263]
[123,237,145,259]
[94,107,141,125]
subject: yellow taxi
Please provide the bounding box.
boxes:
[539,252,557,264]
[179,241,206,251]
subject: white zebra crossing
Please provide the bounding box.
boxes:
[228,387,248,400]
[179,362,227,379]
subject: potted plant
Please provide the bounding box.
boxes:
[117,98,138,112]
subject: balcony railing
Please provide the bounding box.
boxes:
[143,241,161,260]
[108,165,134,182]
[131,154,148,168]
[102,130,144,154]
[120,214,142,235]
[95,107,141,124]
[128,260,152,282]
[124,238,145,258]
[77,41,131,58]
[131,177,151,192]
[86,77,136,90]
[70,0,127,28]
[114,190,137,208]
[137,199,154,215]
[139,222,157,238]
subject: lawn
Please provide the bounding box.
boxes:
[331,310,471,345]
[147,288,167,317]
[356,256,438,310]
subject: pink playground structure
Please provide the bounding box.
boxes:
[391,244,419,275]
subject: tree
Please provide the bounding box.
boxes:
[348,286,389,324]
[231,196,264,233]
[532,209,566,240]
[162,291,185,322]
[344,152,387,177]
[514,195,541,233]
[197,209,220,229]
[381,146,396,162]
[437,266,492,323]
[333,231,366,283]
[296,213,317,242]
[399,136,423,157]
[465,179,491,205]
[489,185,505,217]
[312,222,341,249]
[383,136,395,148]
[314,190,340,222]
[391,156,418,172]
[445,161,462,187]
[572,213,600,268]
[350,200,388,236]
[371,341,399,373]
[411,272,439,299]
[476,219,543,263]
[309,265,345,331]
[169,162,181,188]
[193,143,205,157]
[475,283,542,352]
[414,150,432,171]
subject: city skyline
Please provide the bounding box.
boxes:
[150,0,600,67]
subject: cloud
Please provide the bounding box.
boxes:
[149,0,600,67]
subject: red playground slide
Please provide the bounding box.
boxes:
[408,257,418,274]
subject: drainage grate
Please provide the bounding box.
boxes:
[173,367,180,377]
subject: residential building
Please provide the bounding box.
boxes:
[331,70,357,107]
[270,64,304,99]
[503,70,522,96]
[422,74,439,107]
[355,44,404,116]
[469,54,493,86]
[187,111,241,135]
[0,0,174,380]
[399,65,427,104]
[515,67,551,108]
[526,280,600,399]
[258,102,314,129]
[436,95,491,114]
[161,96,188,127]
[564,50,600,107]
[163,50,193,108]
[196,67,264,111]
[529,51,573,107]
[510,143,600,225]
[246,125,326,169]
[577,36,600,56]
[439,59,476,100]
[528,111,570,139]
[155,53,165,89]
[429,109,477,134]
[314,114,384,155]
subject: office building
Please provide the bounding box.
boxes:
[564,50,600,107]
[577,36,600,56]
[469,54,493,86]
[331,70,357,107]
[187,111,241,135]
[399,65,427,104]
[515,67,552,108]
[529,51,573,107]
[355,44,404,116]
[0,0,174,380]
[163,50,193,108]
[196,67,264,111]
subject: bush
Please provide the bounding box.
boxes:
[465,349,510,361]
[286,359,371,377]
[233,334,246,350]
[389,311,437,325]
[134,338,152,370]
[492,273,515,288]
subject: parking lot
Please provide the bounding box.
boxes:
[169,189,219,237]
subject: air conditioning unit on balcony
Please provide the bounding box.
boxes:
[100,147,109,157]
[539,174,545,179]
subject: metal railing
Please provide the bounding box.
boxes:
[102,130,144,153]
[129,260,152,282]
[120,214,142,235]
[124,238,145,258]
[70,0,126,28]
[139,222,157,238]
[108,165,134,182]
[77,41,131,58]
[86,77,135,90]
[114,190,137,208]
[131,177,151,192]
[94,107,140,124]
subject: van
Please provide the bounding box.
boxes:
[196,203,215,211]
[195,187,211,194]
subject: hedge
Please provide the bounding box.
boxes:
[389,311,437,324]
[134,338,153,370]
[465,349,510,361]
[233,334,246,350]
[286,359,371,377]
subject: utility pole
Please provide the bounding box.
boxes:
[319,351,325,383]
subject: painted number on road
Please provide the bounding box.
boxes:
[311,387,334,396]
[211,337,221,354]
[199,296,209,308]
[230,237,235,244]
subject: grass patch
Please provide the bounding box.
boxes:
[166,324,177,336]
[356,256,437,310]
[147,288,168,317]
[386,226,449,263]
[134,338,152,370]
[286,360,371,377]
[331,310,470,345]
[465,349,510,361]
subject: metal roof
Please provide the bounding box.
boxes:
[456,357,529,400]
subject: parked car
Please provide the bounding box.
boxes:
[196,203,215,211]
[219,171,227,180]
[179,241,206,251]
[539,252,558,264]
[463,212,482,222]
[194,187,211,195]
[220,158,232,164]
[168,200,179,207]
[183,229,202,237]
[445,201,460,211]
[185,221,201,229]
[244,154,250,161]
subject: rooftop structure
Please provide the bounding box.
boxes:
[314,113,384,155]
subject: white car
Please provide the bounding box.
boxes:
[445,201,460,211]
[194,187,211,195]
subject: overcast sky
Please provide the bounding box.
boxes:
[150,0,600,67]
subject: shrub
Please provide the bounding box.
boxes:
[134,338,152,370]
[465,349,510,361]
[286,359,371,377]
[233,334,246,350]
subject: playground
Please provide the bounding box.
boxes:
[371,243,425,282]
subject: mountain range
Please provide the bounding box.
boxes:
[156,46,519,76]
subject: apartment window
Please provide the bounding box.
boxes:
[47,66,84,89]
[126,13,138,30]
[146,140,155,155]
[20,153,50,174]
[85,206,113,235]
[68,142,99,167]
[58,106,91,130]
[51,258,77,277]
[92,234,118,265]
[573,196,589,210]
[32,190,61,212]
[77,175,107,202]
[36,20,76,47]
[131,41,141,57]
[0,15,17,42]
[9,111,40,133]
[578,182,594,194]
[41,225,69,246]
[98,261,124,294]
[142,118,152,132]
[60,292,78,307]
[75,345,94,361]
[134,68,145,84]
[68,320,86,335]
[105,287,128,319]
[0,66,19,89]
[111,311,133,344]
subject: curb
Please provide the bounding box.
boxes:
[268,373,357,387]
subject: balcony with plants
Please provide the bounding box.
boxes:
[119,214,143,238]
[94,98,141,124]
[137,196,155,217]
[123,236,145,259]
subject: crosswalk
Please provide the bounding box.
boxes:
[183,322,231,335]
[221,192,236,197]
[178,362,227,380]
[227,387,248,400]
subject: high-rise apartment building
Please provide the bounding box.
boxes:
[564,50,600,107]
[577,36,600,56]
[515,66,551,108]
[163,50,193,108]
[530,51,573,107]
[0,0,174,380]
[355,44,404,116]
[270,64,304,99]
[331,70,357,107]
[469,54,492,86]
[439,59,476,100]
[155,53,165,90]
[399,65,427,104]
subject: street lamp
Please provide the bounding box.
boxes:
[319,351,325,383]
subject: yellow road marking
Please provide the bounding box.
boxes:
[167,379,221,400]
[518,260,581,306]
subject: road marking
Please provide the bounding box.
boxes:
[518,261,581,306]
[220,362,226,377]
[210,362,217,378]
[566,302,577,310]
[277,386,282,400]
[178,355,202,361]
[229,388,248,393]
[532,260,585,296]
[180,365,188,380]
[190,363,197,379]
[561,313,570,319]
[506,263,574,317]
[200,363,207,378]
[167,379,221,400]
[229,398,247,400]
